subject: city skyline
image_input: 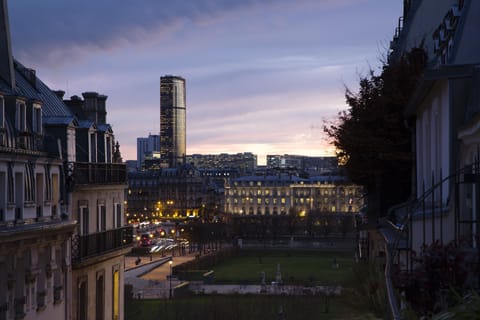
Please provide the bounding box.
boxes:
[8,0,402,164]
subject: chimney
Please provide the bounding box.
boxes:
[64,95,85,119]
[0,0,15,89]
[53,90,65,99]
[97,94,108,124]
[82,91,99,123]
[21,67,36,88]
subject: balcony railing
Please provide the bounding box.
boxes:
[69,162,127,185]
[72,226,133,263]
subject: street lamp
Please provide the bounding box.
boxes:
[169,259,173,299]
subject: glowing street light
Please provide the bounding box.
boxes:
[169,259,173,299]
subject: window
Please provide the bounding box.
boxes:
[16,101,26,131]
[106,136,112,163]
[7,163,14,203]
[113,203,122,228]
[89,132,97,163]
[79,206,89,235]
[32,104,42,134]
[96,273,105,320]
[97,203,106,232]
[0,96,4,129]
[44,166,52,201]
[78,278,88,320]
[24,163,35,202]
[36,172,44,217]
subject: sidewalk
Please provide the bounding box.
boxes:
[124,252,197,299]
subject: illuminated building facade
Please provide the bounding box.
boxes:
[126,165,210,222]
[225,175,363,216]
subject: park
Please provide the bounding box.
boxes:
[125,241,385,320]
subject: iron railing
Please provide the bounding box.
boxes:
[382,162,480,318]
[69,162,127,185]
[72,225,133,263]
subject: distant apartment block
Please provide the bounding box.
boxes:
[187,152,257,174]
[225,174,363,216]
[126,165,213,222]
[266,154,338,175]
[136,133,160,169]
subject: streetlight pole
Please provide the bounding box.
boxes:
[169,259,173,299]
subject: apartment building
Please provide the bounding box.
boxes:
[0,1,132,319]
[225,174,363,216]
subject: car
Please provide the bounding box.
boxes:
[139,233,152,247]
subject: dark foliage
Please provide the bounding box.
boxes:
[324,48,427,218]
[393,240,476,316]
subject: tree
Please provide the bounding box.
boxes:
[324,48,426,219]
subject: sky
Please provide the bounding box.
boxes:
[8,0,403,165]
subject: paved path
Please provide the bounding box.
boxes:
[124,253,197,299]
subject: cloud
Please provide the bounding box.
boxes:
[8,0,370,66]
[8,0,299,65]
[6,0,403,163]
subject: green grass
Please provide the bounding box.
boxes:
[126,294,378,320]
[125,250,384,319]
[211,250,355,286]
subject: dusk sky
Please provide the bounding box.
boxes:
[8,0,402,164]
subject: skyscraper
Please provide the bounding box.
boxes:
[160,75,186,168]
[136,133,160,169]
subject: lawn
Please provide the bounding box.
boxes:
[211,249,355,286]
[125,294,378,320]
[126,249,385,319]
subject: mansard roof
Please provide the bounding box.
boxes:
[43,116,77,126]
[234,175,307,184]
[97,123,112,133]
[77,119,96,129]
[13,60,73,118]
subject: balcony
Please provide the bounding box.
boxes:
[69,162,127,186]
[72,226,133,263]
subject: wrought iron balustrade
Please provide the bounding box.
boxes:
[68,162,127,185]
[72,226,133,263]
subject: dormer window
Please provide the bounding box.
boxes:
[89,132,97,163]
[0,96,4,146]
[0,96,4,129]
[16,101,26,132]
[32,103,42,134]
